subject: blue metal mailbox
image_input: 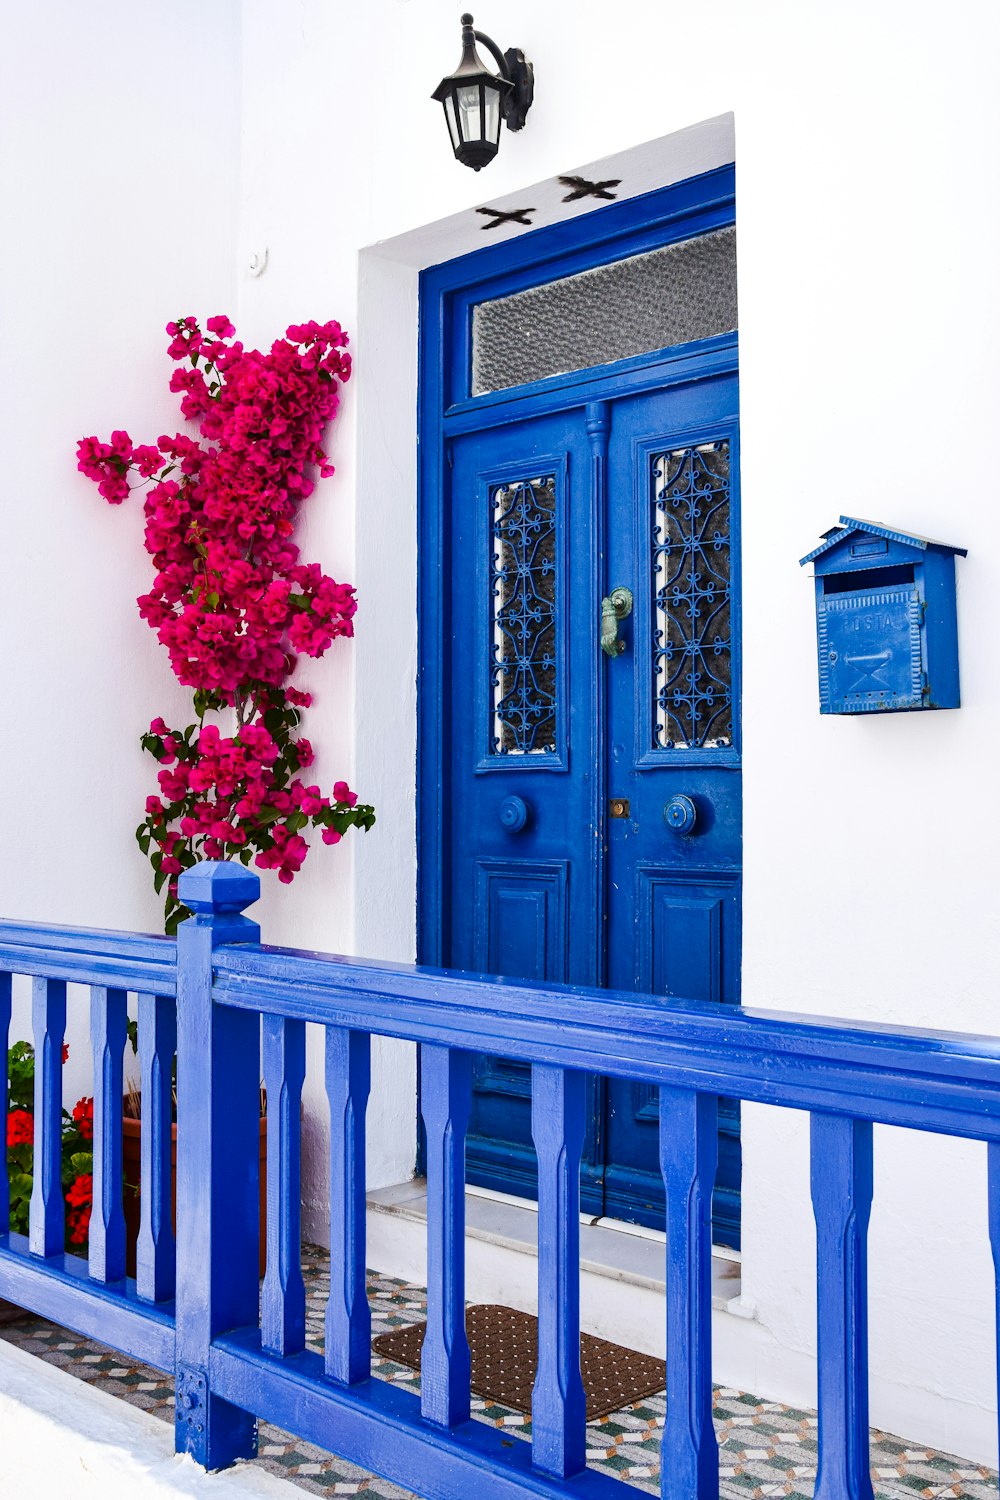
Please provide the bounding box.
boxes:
[800,516,966,715]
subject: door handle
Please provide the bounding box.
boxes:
[663,794,698,834]
[601,586,633,657]
[499,796,530,832]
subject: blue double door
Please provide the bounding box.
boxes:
[443,369,741,1244]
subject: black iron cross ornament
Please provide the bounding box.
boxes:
[476,205,536,230]
[558,175,621,202]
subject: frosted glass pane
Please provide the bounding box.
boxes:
[472,226,737,396]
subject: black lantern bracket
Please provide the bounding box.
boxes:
[432,13,535,171]
[470,23,534,132]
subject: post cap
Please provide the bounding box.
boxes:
[178,861,260,916]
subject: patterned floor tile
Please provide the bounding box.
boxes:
[0,1245,995,1499]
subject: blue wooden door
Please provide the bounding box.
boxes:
[446,407,607,1214]
[602,379,741,1244]
[444,374,741,1243]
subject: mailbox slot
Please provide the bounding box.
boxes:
[822,564,914,595]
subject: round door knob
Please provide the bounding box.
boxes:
[499,795,530,832]
[663,794,698,835]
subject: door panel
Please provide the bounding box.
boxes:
[604,380,742,1243]
[443,373,741,1242]
[446,410,605,1212]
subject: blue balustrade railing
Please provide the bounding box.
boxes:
[1,860,999,1500]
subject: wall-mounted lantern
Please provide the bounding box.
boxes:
[800,516,966,715]
[431,13,534,171]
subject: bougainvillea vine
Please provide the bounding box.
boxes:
[77,315,374,931]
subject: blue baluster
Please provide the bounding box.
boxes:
[136,991,176,1303]
[659,1085,718,1498]
[174,863,262,1470]
[990,1142,1000,1477]
[325,1026,370,1385]
[89,986,127,1282]
[30,977,66,1257]
[261,1014,306,1356]
[0,971,10,1235]
[810,1113,874,1500]
[530,1064,586,1478]
[420,1045,472,1427]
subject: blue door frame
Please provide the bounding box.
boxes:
[417,164,740,1242]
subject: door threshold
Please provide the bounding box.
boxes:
[369,1178,741,1309]
[465,1182,741,1262]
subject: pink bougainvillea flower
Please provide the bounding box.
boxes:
[79,314,375,932]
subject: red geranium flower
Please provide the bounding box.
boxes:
[6,1108,33,1148]
[65,1173,93,1246]
[72,1096,94,1140]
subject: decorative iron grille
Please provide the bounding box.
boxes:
[651,441,733,749]
[490,474,557,754]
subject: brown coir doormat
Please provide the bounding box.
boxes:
[372,1304,665,1422]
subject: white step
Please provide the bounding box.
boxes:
[367,1178,745,1362]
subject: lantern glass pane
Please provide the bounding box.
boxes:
[456,83,483,143]
[471,226,738,396]
[444,94,460,151]
[483,84,501,145]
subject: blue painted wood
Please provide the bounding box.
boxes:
[325,1026,371,1385]
[211,1330,627,1500]
[420,165,743,1236]
[530,1065,587,1478]
[810,1113,874,1500]
[659,1086,718,1495]
[261,1014,306,1356]
[0,1231,175,1368]
[0,970,10,1235]
[989,1141,1000,1475]
[445,409,603,1216]
[6,879,1000,1499]
[434,166,737,413]
[211,947,1000,1143]
[604,380,742,1242]
[137,991,177,1303]
[29,976,66,1257]
[418,164,735,992]
[174,863,262,1469]
[89,986,128,1283]
[420,1044,472,1427]
[0,923,175,994]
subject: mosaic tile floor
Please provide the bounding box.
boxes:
[1,1245,995,1499]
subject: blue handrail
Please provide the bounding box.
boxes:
[0,861,998,1500]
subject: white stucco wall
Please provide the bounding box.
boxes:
[0,0,244,1097]
[1,0,998,1470]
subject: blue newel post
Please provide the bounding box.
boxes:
[174,862,262,1469]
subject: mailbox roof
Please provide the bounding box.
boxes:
[799,515,968,567]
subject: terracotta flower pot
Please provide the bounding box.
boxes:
[122,1115,268,1278]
